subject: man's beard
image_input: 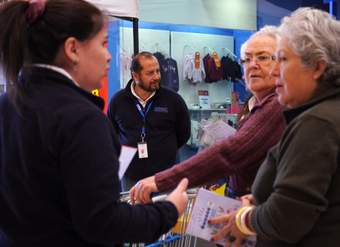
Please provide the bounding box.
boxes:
[139,80,160,92]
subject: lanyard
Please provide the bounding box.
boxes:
[135,100,153,142]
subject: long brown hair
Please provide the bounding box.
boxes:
[0,0,105,101]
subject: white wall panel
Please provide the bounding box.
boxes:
[139,0,256,30]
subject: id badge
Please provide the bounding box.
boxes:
[137,142,148,159]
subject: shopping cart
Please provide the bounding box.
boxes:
[120,189,198,247]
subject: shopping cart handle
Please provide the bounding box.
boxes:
[151,194,167,202]
[151,188,198,202]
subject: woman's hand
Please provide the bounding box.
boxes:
[240,194,255,206]
[209,209,247,247]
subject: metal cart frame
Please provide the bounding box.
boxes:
[120,189,198,247]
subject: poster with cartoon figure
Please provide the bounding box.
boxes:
[186,188,256,246]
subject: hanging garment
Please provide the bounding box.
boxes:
[203,53,222,83]
[231,59,243,81]
[183,53,194,81]
[154,52,180,92]
[221,55,243,82]
[162,58,179,92]
[191,52,206,83]
[221,55,233,80]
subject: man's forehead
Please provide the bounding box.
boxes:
[141,56,158,64]
[244,45,276,56]
[244,50,273,56]
[140,56,157,64]
[141,58,159,71]
[244,37,276,55]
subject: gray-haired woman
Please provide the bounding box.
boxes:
[209,7,340,247]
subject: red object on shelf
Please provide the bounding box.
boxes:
[230,91,240,114]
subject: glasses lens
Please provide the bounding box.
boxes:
[241,54,274,66]
[257,55,270,63]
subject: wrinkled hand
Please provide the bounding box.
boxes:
[208,210,247,247]
[166,178,189,215]
[240,194,255,207]
[130,176,158,204]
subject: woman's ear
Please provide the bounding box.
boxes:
[313,61,326,80]
[63,37,79,65]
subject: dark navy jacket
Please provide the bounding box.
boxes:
[107,79,191,181]
[154,52,179,92]
[161,58,179,92]
[0,67,178,247]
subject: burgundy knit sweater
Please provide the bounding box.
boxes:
[155,93,286,194]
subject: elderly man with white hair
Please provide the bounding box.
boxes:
[130,25,286,202]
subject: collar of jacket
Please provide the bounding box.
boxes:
[250,90,277,113]
[125,78,160,101]
[22,66,104,110]
[284,81,340,124]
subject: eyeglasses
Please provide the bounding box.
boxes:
[240,54,276,66]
